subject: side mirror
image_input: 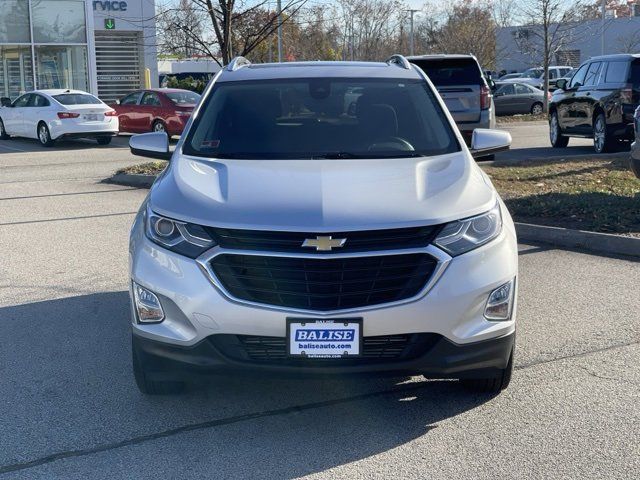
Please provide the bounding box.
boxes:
[129,132,172,160]
[556,79,567,91]
[469,129,511,159]
[1,97,11,107]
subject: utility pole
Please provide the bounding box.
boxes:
[277,0,283,62]
[406,9,419,56]
[601,0,606,55]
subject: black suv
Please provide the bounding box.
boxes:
[549,54,640,153]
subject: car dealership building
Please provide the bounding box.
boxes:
[0,0,158,103]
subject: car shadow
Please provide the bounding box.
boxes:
[0,292,496,476]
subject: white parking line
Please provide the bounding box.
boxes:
[0,143,28,152]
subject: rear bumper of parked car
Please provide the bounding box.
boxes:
[50,119,119,140]
[457,109,496,146]
[128,204,518,380]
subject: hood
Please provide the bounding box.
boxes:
[150,151,496,232]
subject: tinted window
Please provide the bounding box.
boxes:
[166,91,201,105]
[569,64,588,88]
[515,84,531,94]
[53,93,101,105]
[409,58,482,86]
[604,61,629,83]
[548,69,558,79]
[184,79,459,159]
[29,94,50,107]
[584,62,602,86]
[120,93,140,105]
[496,84,515,95]
[141,92,161,106]
[631,60,640,88]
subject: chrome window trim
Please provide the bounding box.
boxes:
[195,244,452,316]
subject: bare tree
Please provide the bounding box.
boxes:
[157,0,308,65]
[516,0,585,112]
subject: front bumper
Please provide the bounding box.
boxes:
[129,202,518,376]
[133,330,515,379]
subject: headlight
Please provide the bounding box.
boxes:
[145,205,216,258]
[434,202,502,256]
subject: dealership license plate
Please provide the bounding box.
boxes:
[287,318,362,358]
[84,114,99,121]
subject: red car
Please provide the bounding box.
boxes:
[111,88,200,136]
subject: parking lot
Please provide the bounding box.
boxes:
[0,126,638,479]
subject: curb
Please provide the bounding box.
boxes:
[106,173,156,188]
[515,222,640,259]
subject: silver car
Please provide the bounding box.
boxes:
[407,54,496,146]
[494,82,547,116]
[127,56,517,396]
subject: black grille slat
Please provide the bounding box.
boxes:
[210,253,437,311]
[207,226,441,253]
[210,334,441,364]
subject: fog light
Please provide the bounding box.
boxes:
[484,279,515,321]
[132,282,165,323]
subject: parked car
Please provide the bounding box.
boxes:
[631,105,640,178]
[127,55,517,396]
[549,54,640,153]
[504,66,573,90]
[0,89,118,147]
[494,82,548,115]
[407,54,496,146]
[498,73,523,81]
[111,88,200,136]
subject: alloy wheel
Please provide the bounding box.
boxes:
[153,122,166,133]
[532,103,543,115]
[594,117,605,152]
[549,115,558,144]
[38,125,49,145]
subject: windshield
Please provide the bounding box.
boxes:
[166,91,200,105]
[409,58,482,86]
[53,93,102,105]
[521,68,543,79]
[184,78,459,159]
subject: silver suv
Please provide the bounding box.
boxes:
[127,56,517,395]
[407,54,496,146]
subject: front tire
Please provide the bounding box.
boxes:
[593,113,614,154]
[132,337,186,395]
[461,349,514,393]
[37,122,55,147]
[0,118,9,139]
[152,120,167,134]
[549,112,569,148]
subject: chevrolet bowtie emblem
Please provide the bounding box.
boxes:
[302,235,347,251]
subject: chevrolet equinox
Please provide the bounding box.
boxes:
[127,56,517,395]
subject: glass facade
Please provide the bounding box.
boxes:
[0,0,88,100]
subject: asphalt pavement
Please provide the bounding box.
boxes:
[0,130,638,479]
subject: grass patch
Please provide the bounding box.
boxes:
[497,113,546,123]
[116,161,168,176]
[482,156,640,236]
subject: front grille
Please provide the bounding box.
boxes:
[210,333,441,365]
[210,253,438,311]
[206,226,441,253]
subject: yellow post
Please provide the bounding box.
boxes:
[144,68,151,88]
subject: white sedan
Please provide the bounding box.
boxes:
[0,89,119,147]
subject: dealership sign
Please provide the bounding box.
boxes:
[93,1,127,11]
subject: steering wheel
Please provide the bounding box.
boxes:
[368,136,415,152]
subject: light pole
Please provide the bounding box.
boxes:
[406,9,419,56]
[601,0,605,55]
[277,0,283,62]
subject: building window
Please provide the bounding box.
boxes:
[31,0,87,43]
[35,45,88,91]
[0,46,34,99]
[0,0,31,43]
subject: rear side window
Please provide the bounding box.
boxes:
[53,94,102,105]
[166,91,201,105]
[496,84,515,95]
[409,58,482,86]
[184,78,459,159]
[604,62,629,83]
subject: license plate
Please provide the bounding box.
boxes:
[287,318,362,358]
[84,114,99,121]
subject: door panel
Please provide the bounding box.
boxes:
[6,94,31,135]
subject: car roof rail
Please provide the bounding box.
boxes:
[226,56,251,72]
[386,54,412,70]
